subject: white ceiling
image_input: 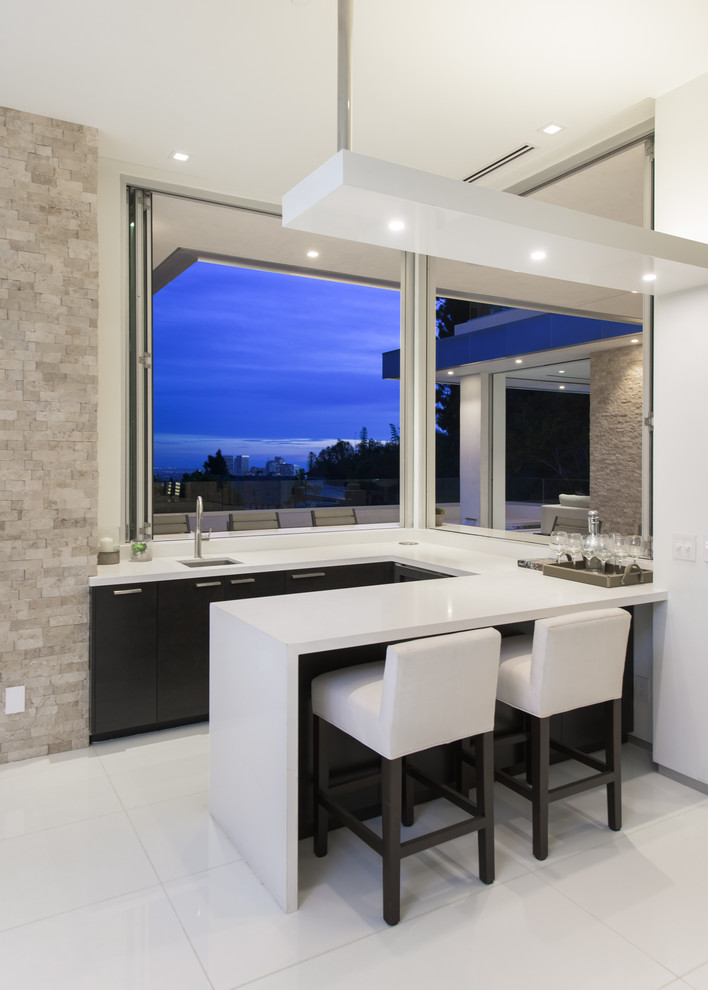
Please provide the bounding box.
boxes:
[152,143,648,321]
[5,0,708,322]
[3,0,708,206]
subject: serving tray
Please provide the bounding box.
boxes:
[541,559,652,587]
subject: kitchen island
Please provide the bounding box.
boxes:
[208,534,666,912]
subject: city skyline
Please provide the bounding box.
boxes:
[152,261,401,467]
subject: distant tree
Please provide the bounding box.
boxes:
[182,448,229,488]
[307,427,400,484]
[182,468,205,482]
[435,298,506,484]
[203,448,229,478]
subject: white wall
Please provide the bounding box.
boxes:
[459,374,486,526]
[652,72,708,783]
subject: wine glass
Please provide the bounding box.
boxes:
[595,538,613,574]
[608,533,624,569]
[581,534,602,572]
[566,532,582,565]
[624,534,643,568]
[549,531,568,564]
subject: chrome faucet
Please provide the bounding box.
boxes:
[194,496,211,558]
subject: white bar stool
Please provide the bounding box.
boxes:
[494,607,632,860]
[311,627,501,926]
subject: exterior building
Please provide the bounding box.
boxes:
[234,455,250,476]
[266,456,295,477]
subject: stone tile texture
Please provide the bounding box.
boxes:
[590,345,643,535]
[1,106,98,763]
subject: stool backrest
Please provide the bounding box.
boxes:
[532,608,631,715]
[380,628,501,759]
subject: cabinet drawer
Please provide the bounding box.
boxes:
[285,561,389,593]
[223,569,286,600]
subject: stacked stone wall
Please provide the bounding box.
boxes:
[590,345,643,536]
[1,107,98,762]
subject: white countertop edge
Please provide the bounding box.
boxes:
[209,571,666,653]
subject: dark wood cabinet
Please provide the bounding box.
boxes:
[90,583,158,738]
[223,569,286,601]
[156,569,287,725]
[284,561,390,594]
[156,577,224,724]
[89,560,448,740]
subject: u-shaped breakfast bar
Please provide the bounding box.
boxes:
[208,535,666,913]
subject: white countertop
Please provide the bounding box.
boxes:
[91,527,665,652]
[205,535,665,652]
[90,529,449,586]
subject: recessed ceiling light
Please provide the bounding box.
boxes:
[539,122,564,135]
[388,219,405,232]
[631,338,640,343]
[171,151,189,162]
[642,273,657,282]
[530,250,547,261]
[558,369,565,374]
[559,384,566,390]
[306,250,319,258]
[515,358,523,364]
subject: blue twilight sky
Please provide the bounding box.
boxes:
[152,261,401,470]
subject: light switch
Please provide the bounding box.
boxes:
[672,534,696,561]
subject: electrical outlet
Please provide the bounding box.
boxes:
[672,534,696,561]
[5,686,25,714]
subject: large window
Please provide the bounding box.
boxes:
[431,139,652,542]
[130,191,401,539]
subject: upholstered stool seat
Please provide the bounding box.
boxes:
[311,627,501,925]
[494,607,632,860]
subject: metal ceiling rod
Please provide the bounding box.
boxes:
[337,0,353,151]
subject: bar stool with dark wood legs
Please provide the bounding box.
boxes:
[494,608,632,860]
[311,627,501,926]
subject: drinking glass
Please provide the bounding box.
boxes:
[581,534,602,572]
[624,534,643,567]
[608,533,624,568]
[549,531,568,564]
[595,538,613,574]
[566,532,582,564]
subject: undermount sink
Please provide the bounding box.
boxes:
[178,558,242,568]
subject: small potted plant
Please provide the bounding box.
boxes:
[130,540,152,562]
[435,506,445,526]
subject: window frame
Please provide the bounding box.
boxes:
[127,188,404,540]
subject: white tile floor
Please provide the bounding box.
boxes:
[1,725,707,990]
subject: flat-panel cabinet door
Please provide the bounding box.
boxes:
[157,578,225,724]
[91,583,158,737]
[284,562,388,594]
[222,569,286,601]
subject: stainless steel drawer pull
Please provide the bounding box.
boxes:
[113,587,143,596]
[291,571,326,580]
[230,577,256,585]
[196,581,222,588]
